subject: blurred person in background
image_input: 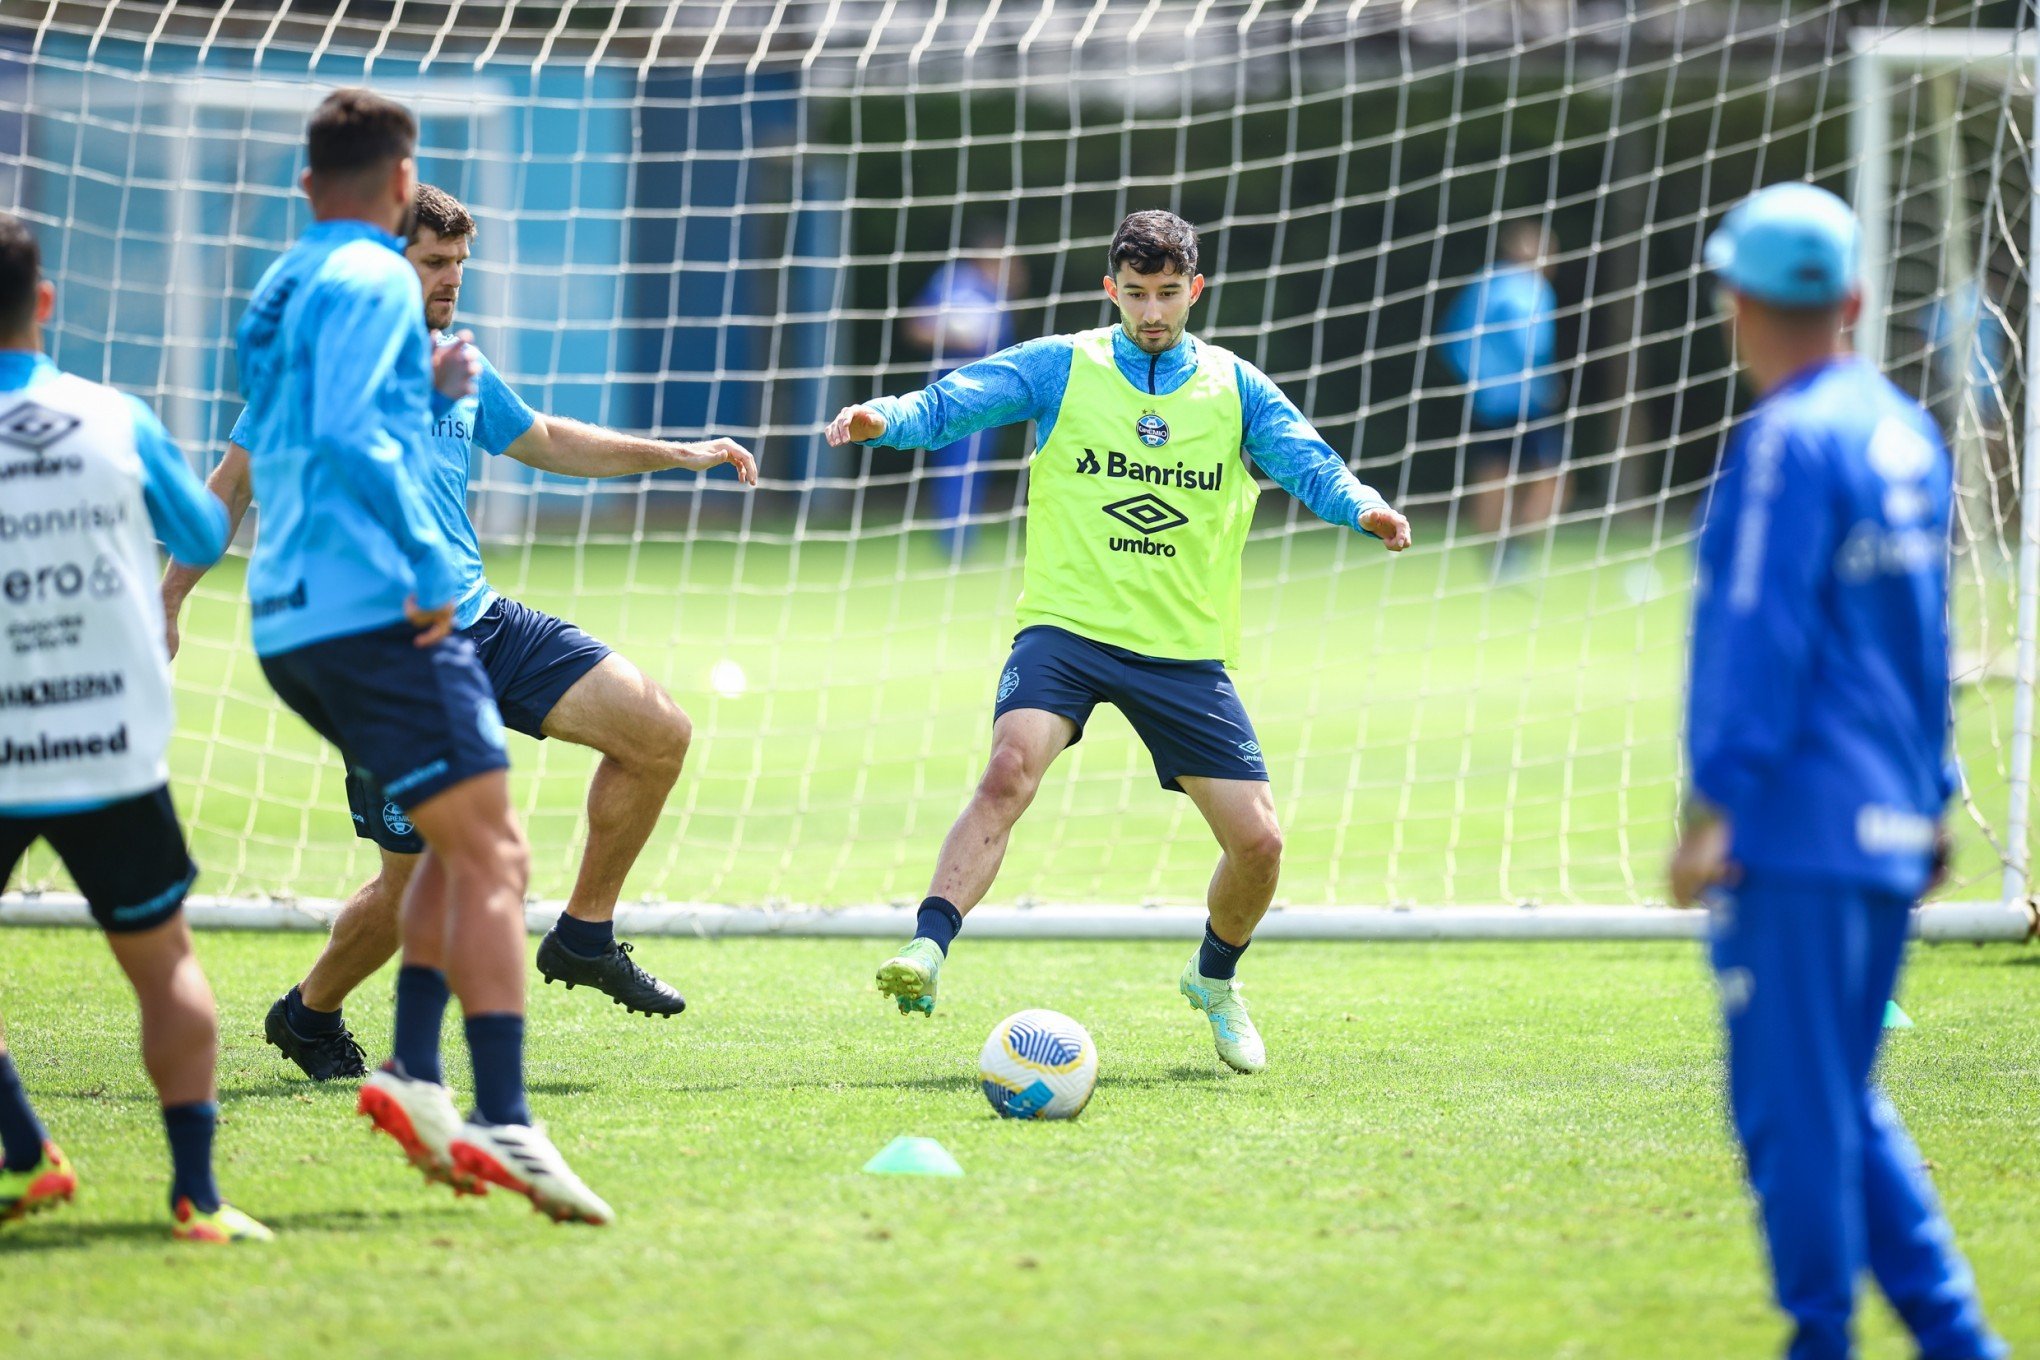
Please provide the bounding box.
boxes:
[1438,221,1565,582]
[903,219,1026,563]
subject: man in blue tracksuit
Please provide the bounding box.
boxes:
[1672,182,2004,1359]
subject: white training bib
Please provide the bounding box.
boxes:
[0,372,176,807]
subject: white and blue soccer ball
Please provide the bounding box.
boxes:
[979,1009,1097,1120]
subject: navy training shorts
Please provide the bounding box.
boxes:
[1468,418,1564,473]
[0,785,197,932]
[261,622,511,849]
[342,596,610,854]
[993,625,1268,793]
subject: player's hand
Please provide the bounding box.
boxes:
[1359,505,1413,552]
[432,329,480,401]
[1926,821,1954,894]
[1669,812,1736,908]
[405,595,456,648]
[826,405,887,446]
[673,437,758,485]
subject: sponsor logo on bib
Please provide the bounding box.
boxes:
[0,401,81,452]
[1102,493,1189,536]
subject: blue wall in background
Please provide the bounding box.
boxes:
[0,34,804,488]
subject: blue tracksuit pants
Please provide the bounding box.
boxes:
[1709,876,2004,1360]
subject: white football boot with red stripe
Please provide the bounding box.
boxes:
[449,1119,612,1226]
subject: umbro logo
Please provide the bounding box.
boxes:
[0,401,80,452]
[1103,493,1188,536]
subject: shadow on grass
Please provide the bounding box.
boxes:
[526,1079,597,1097]
[38,1075,358,1104]
[0,1203,473,1253]
[0,1218,168,1254]
[1097,1064,1229,1089]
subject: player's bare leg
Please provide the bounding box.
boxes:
[359,773,527,1196]
[928,708,1078,911]
[1175,776,1281,1073]
[878,708,1078,1015]
[544,655,692,922]
[300,851,417,1011]
[107,915,220,1108]
[105,916,271,1239]
[533,654,692,1016]
[1517,467,1563,530]
[402,773,529,1015]
[396,772,609,1222]
[265,850,416,1081]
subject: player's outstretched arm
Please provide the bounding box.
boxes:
[824,337,1073,453]
[503,415,758,485]
[1237,357,1412,552]
[161,441,256,659]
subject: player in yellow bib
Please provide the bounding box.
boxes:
[827,212,1410,1074]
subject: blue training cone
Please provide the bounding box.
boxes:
[1884,1001,1915,1030]
[862,1136,964,1177]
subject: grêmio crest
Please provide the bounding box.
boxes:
[1135,411,1169,448]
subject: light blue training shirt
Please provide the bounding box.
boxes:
[232,219,460,656]
[232,333,536,631]
[1437,263,1559,429]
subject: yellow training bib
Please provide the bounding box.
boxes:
[1016,328,1257,664]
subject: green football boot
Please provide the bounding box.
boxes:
[0,1141,76,1225]
[1179,958,1268,1074]
[875,938,944,1016]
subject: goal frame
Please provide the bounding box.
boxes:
[2,18,2037,945]
[1852,26,2040,913]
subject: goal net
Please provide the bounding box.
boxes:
[1,1,2035,920]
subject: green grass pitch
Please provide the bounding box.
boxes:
[0,931,2033,1359]
[11,524,2025,907]
[3,525,2034,1356]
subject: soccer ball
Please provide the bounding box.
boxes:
[979,1009,1097,1120]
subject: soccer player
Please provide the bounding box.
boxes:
[164,182,757,1081]
[1673,182,2004,1359]
[0,214,268,1241]
[826,211,1412,1075]
[1436,223,1564,580]
[232,89,608,1222]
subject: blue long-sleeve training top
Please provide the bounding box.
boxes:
[860,326,1390,532]
[1686,355,1955,896]
[233,219,459,656]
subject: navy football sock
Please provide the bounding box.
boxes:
[0,1052,48,1170]
[1197,921,1249,980]
[284,985,344,1037]
[915,896,963,955]
[391,965,450,1086]
[464,1014,531,1127]
[162,1101,220,1214]
[552,911,614,958]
